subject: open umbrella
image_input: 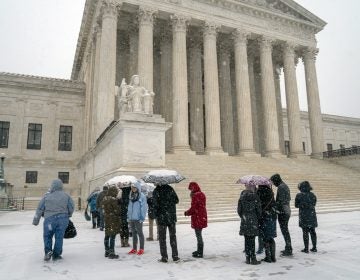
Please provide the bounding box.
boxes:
[236,175,272,186]
[142,169,185,185]
[137,180,155,196]
[105,175,138,188]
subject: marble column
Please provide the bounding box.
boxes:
[138,7,156,91]
[128,22,138,79]
[203,22,223,154]
[96,1,118,138]
[283,42,303,157]
[171,14,191,152]
[303,47,324,158]
[159,29,173,152]
[274,66,285,154]
[233,30,256,156]
[218,40,235,155]
[46,101,57,159]
[258,36,281,157]
[189,36,205,154]
[14,98,26,156]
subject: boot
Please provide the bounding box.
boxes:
[108,250,119,259]
[262,245,272,263]
[250,255,261,265]
[245,256,250,264]
[193,244,203,258]
[123,238,130,247]
[192,251,198,257]
[270,240,276,262]
[104,250,110,257]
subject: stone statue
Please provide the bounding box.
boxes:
[117,78,129,115]
[128,75,145,113]
[143,90,155,115]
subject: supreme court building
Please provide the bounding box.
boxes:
[1,0,360,198]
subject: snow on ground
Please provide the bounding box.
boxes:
[1,210,360,280]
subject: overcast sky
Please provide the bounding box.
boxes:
[0,0,359,118]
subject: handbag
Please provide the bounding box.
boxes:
[64,219,77,239]
[84,204,91,221]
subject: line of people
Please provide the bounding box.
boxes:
[33,174,317,264]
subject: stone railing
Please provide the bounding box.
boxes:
[323,146,360,158]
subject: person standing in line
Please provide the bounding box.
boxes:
[96,185,109,231]
[184,182,207,258]
[146,187,157,241]
[120,185,131,247]
[295,181,318,253]
[237,183,262,265]
[32,179,74,261]
[101,186,121,259]
[270,173,293,256]
[257,184,277,263]
[87,186,100,229]
[153,183,180,263]
[127,181,148,255]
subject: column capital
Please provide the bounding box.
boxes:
[203,21,220,37]
[232,28,250,45]
[170,14,190,33]
[100,0,121,18]
[258,36,274,51]
[283,41,297,58]
[302,47,319,62]
[138,6,157,26]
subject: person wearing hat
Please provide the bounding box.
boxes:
[32,179,74,261]
[87,186,100,229]
[270,173,293,256]
[295,181,318,253]
[96,185,109,231]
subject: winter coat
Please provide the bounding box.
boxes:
[185,182,208,229]
[101,186,121,236]
[87,188,100,212]
[127,182,148,222]
[120,186,131,222]
[295,181,318,228]
[257,185,277,239]
[33,179,74,225]
[96,189,108,209]
[147,197,156,220]
[153,184,179,226]
[237,190,261,236]
[276,182,291,217]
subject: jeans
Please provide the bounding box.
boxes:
[129,220,145,250]
[158,224,178,260]
[104,235,116,252]
[43,214,69,257]
[91,210,100,228]
[97,208,104,229]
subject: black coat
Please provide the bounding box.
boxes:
[120,187,131,222]
[153,184,179,226]
[295,191,318,228]
[237,190,261,236]
[257,186,277,239]
[147,197,156,220]
[276,182,291,217]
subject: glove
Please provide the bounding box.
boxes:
[32,216,40,226]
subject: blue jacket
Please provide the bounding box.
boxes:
[33,179,74,225]
[87,189,100,212]
[127,182,148,222]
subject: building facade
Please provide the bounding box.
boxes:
[1,0,360,198]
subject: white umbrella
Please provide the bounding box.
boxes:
[105,175,138,188]
[236,175,272,186]
[142,169,185,185]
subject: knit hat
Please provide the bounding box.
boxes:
[270,174,282,186]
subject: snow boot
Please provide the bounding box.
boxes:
[105,250,110,257]
[270,240,276,262]
[250,255,261,265]
[310,247,317,252]
[193,244,203,258]
[108,250,119,259]
[245,256,250,264]
[44,251,53,261]
[262,245,272,263]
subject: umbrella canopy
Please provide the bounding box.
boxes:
[236,175,272,186]
[105,175,138,188]
[142,169,185,185]
[137,180,155,197]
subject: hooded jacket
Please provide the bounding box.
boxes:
[127,181,148,222]
[237,189,262,236]
[101,186,121,235]
[153,184,179,225]
[33,179,74,225]
[87,187,100,212]
[295,181,318,228]
[185,182,207,229]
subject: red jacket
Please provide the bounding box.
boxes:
[185,182,208,229]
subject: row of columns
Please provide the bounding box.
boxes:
[91,1,324,158]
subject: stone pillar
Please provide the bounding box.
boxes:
[233,30,256,156]
[138,6,156,91]
[258,36,281,157]
[46,101,57,159]
[14,98,26,156]
[303,47,324,158]
[189,36,205,153]
[96,1,119,138]
[274,66,285,154]
[203,22,223,154]
[283,42,304,157]
[171,14,191,152]
[128,22,138,79]
[159,29,173,152]
[218,40,235,155]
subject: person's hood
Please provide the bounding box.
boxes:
[188,182,201,193]
[107,186,118,198]
[298,181,312,193]
[133,181,142,193]
[270,174,282,186]
[50,179,63,192]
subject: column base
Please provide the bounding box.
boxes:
[265,151,286,159]
[205,147,228,156]
[237,150,261,157]
[172,146,196,155]
[288,151,307,159]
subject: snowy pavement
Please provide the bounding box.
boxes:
[0,210,359,280]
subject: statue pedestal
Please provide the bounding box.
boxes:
[90,113,171,179]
